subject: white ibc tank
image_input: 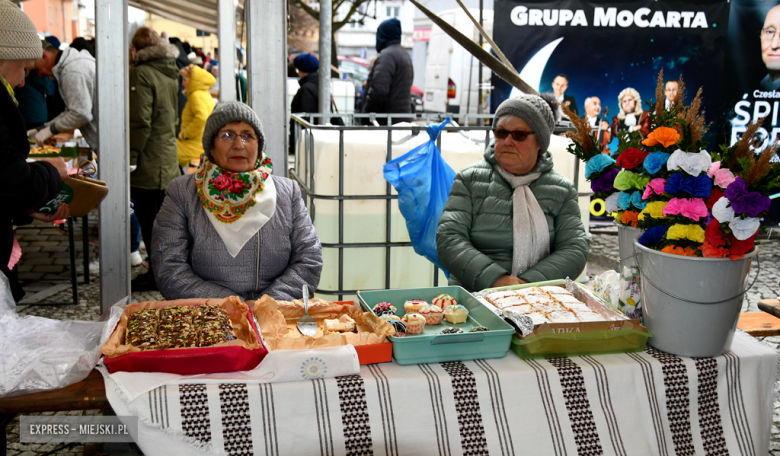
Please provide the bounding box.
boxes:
[294,125,589,299]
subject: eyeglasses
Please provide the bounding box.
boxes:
[216,131,259,144]
[761,27,778,42]
[493,129,535,142]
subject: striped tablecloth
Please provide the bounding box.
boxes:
[103,331,778,456]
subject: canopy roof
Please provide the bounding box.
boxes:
[128,0,243,34]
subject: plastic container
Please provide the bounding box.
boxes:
[634,241,757,357]
[104,308,268,375]
[357,286,514,365]
[480,280,650,359]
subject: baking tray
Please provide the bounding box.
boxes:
[104,305,268,375]
[480,280,651,359]
[357,286,515,365]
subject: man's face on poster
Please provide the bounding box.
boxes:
[585,98,601,117]
[664,81,678,101]
[762,5,780,71]
[621,94,636,113]
[552,76,568,97]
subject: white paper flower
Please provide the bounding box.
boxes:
[712,197,735,223]
[666,149,712,176]
[605,192,621,214]
[729,217,761,241]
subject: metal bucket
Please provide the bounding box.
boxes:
[617,223,644,271]
[633,241,758,357]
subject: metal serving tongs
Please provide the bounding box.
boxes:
[298,284,317,337]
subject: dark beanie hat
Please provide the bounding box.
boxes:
[293,53,319,73]
[376,18,401,52]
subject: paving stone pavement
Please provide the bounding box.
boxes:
[3,221,780,455]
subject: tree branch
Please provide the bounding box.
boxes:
[295,0,319,21]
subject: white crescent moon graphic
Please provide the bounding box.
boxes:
[509,37,565,98]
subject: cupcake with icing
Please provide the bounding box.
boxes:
[372,302,397,316]
[432,294,457,310]
[419,304,443,325]
[379,314,401,322]
[443,304,469,324]
[404,299,428,314]
[402,313,426,334]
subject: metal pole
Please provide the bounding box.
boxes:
[246,0,287,175]
[217,0,236,102]
[478,0,483,125]
[97,0,130,312]
[318,0,332,125]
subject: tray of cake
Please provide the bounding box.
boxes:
[102,297,267,374]
[251,296,395,365]
[357,286,515,365]
[479,279,651,359]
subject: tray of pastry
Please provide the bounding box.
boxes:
[357,286,514,365]
[28,139,78,158]
[480,279,651,359]
[251,296,395,365]
[102,297,267,374]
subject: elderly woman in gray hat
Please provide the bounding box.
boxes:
[151,101,323,301]
[437,94,588,292]
[1,0,70,302]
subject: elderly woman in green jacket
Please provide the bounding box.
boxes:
[437,94,589,292]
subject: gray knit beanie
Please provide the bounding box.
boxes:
[202,101,265,157]
[0,0,43,61]
[492,93,559,154]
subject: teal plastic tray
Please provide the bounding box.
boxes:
[357,286,515,365]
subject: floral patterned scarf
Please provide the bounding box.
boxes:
[195,153,273,223]
[195,153,276,257]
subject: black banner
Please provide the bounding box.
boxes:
[492,0,730,149]
[718,0,780,156]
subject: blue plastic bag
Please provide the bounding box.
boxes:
[383,118,455,276]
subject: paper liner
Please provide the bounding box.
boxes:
[252,295,395,350]
[101,297,261,358]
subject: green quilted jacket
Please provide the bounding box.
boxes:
[436,141,589,292]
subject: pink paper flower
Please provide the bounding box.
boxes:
[707,161,721,178]
[662,197,709,221]
[713,168,736,189]
[642,178,667,200]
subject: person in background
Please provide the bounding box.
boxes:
[0,0,70,302]
[167,36,191,136]
[583,96,611,154]
[610,87,650,139]
[664,80,679,110]
[128,27,181,291]
[437,94,588,291]
[177,63,216,172]
[42,36,66,121]
[152,101,323,300]
[290,53,321,114]
[550,74,578,117]
[14,44,51,129]
[361,18,413,125]
[31,39,98,150]
[70,37,95,57]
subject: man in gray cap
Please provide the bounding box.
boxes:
[437,93,589,292]
[0,0,70,305]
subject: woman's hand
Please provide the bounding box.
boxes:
[491,275,527,288]
[28,203,70,223]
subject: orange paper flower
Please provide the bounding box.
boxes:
[620,210,639,227]
[661,245,697,257]
[642,126,681,148]
[700,240,729,258]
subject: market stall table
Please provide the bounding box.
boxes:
[101,331,777,456]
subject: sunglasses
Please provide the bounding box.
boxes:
[493,129,534,142]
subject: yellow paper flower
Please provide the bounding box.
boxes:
[666,224,706,243]
[638,201,668,221]
[642,126,681,148]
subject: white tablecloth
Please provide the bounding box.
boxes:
[101,331,778,456]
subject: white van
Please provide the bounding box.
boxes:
[423,9,493,119]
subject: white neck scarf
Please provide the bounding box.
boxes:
[624,113,637,127]
[493,164,550,277]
